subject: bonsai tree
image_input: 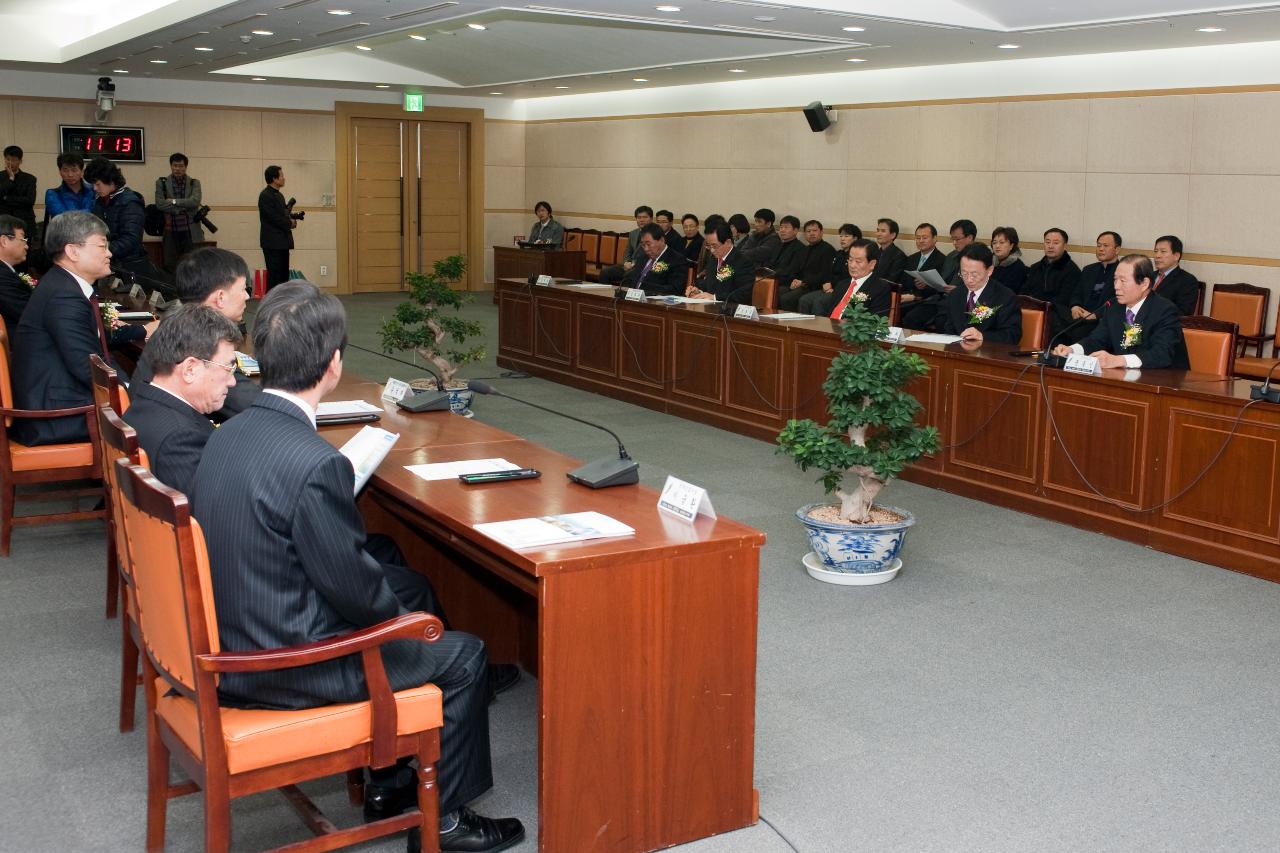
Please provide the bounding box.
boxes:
[379,254,485,387]
[777,300,940,523]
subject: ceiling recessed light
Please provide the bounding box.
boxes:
[845,57,867,62]
[375,84,390,88]
[251,77,266,81]
[327,8,352,14]
[753,16,775,22]
[555,85,570,89]
[1197,26,1224,32]
[633,78,649,82]
[843,26,865,32]
[149,59,167,64]
[489,91,503,95]
[113,69,129,73]
[656,4,681,10]
[409,34,426,40]
[251,29,273,36]
[194,46,213,51]
[728,68,746,73]
[355,44,372,50]
[997,43,1020,49]
[467,23,486,30]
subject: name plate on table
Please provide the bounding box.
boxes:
[129,282,144,301]
[733,304,760,321]
[148,289,164,309]
[878,326,904,343]
[382,377,412,403]
[624,288,646,302]
[1063,353,1101,376]
[657,475,717,524]
[535,274,554,287]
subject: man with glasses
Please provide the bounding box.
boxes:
[937,242,1021,344]
[123,304,241,494]
[0,214,31,333]
[621,223,687,296]
[11,211,153,445]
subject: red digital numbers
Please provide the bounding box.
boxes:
[72,130,139,158]
[117,137,132,153]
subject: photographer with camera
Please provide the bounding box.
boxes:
[258,164,297,292]
[155,152,203,272]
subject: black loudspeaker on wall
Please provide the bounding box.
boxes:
[803,100,831,133]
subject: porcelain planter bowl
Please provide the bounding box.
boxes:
[445,386,474,415]
[796,503,916,584]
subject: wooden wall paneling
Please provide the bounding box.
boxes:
[417,121,468,273]
[351,118,404,293]
[670,318,724,406]
[617,306,667,392]
[575,301,618,379]
[945,364,1041,485]
[1040,379,1155,508]
[723,323,786,427]
[906,357,943,473]
[790,338,843,424]
[497,288,533,358]
[531,293,574,367]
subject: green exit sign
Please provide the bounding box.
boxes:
[404,93,424,112]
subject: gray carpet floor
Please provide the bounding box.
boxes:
[3,292,1280,852]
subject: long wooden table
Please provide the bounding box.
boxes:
[494,279,1280,584]
[320,377,764,853]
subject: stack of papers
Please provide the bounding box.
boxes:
[234,352,259,375]
[905,333,963,344]
[338,426,399,494]
[762,312,815,320]
[474,511,635,550]
[316,400,383,422]
[405,458,521,481]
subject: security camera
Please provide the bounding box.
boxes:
[96,76,115,111]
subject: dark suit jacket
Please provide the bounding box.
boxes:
[258,185,294,251]
[834,275,893,319]
[0,169,36,234]
[624,244,688,296]
[0,263,31,335]
[1076,292,1189,369]
[1071,261,1116,313]
[791,240,836,291]
[9,265,106,445]
[93,187,147,262]
[1152,266,1199,316]
[699,246,756,304]
[132,351,261,423]
[122,379,214,495]
[939,249,963,287]
[900,248,946,288]
[770,239,804,282]
[741,229,781,267]
[938,280,1022,343]
[876,242,908,288]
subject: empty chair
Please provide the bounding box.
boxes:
[563,229,583,252]
[97,404,143,731]
[1209,283,1269,357]
[1182,314,1238,377]
[1232,300,1280,380]
[1017,295,1052,351]
[751,276,777,312]
[90,353,128,618]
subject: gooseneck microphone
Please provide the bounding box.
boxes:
[1022,300,1110,367]
[1250,360,1280,403]
[466,380,640,488]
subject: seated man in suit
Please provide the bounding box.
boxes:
[686,221,755,304]
[828,239,892,319]
[1053,254,1189,370]
[740,207,781,267]
[123,304,240,494]
[1023,227,1081,333]
[873,218,908,286]
[622,222,688,296]
[777,220,837,311]
[769,215,804,284]
[937,242,1022,344]
[0,214,31,334]
[939,219,977,287]
[599,205,651,284]
[899,222,951,330]
[1151,234,1199,316]
[10,211,153,446]
[132,247,261,420]
[1064,231,1122,344]
[190,281,523,853]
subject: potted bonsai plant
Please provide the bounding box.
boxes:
[776,299,940,585]
[379,254,486,414]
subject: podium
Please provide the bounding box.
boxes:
[492,245,585,283]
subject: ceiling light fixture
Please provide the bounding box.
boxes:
[149,59,167,63]
[113,69,129,73]
[409,34,426,40]
[842,25,865,32]
[194,46,213,51]
[489,91,503,95]
[633,77,648,82]
[251,77,266,81]
[656,5,681,10]
[997,43,1020,49]
[729,68,746,73]
[355,44,372,50]
[327,8,353,14]
[555,85,570,89]
[753,16,775,21]
[375,84,390,88]
[467,23,487,30]
[251,29,273,35]
[1197,26,1224,32]
[845,57,866,62]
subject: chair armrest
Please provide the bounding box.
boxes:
[0,403,96,419]
[197,611,443,674]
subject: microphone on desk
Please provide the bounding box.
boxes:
[1016,301,1109,367]
[343,342,451,411]
[466,380,640,488]
[1250,361,1280,403]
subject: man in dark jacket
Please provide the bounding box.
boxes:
[740,208,782,267]
[622,223,688,296]
[778,220,837,311]
[0,145,37,240]
[258,164,295,291]
[1151,234,1200,316]
[1065,231,1121,344]
[687,222,755,304]
[0,215,31,334]
[938,243,1022,344]
[84,156,172,295]
[1023,227,1081,333]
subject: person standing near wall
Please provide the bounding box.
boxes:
[155,152,204,272]
[258,164,294,291]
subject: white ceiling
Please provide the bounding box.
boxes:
[2,1,1280,98]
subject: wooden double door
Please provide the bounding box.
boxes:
[350,117,468,292]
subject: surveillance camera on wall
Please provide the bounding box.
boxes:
[96,77,115,112]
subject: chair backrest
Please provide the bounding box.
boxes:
[564,229,583,252]
[98,405,140,597]
[685,266,696,292]
[0,318,12,426]
[1194,280,1206,315]
[597,232,617,267]
[751,276,777,312]
[1209,283,1268,338]
[90,353,126,415]
[888,289,902,326]
[1181,314,1238,377]
[580,230,600,265]
[1017,295,1051,350]
[614,233,629,265]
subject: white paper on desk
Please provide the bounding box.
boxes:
[905,333,963,344]
[560,283,611,289]
[317,400,383,417]
[761,312,816,320]
[116,311,154,320]
[647,295,718,304]
[474,511,635,550]
[339,426,399,494]
[405,458,520,481]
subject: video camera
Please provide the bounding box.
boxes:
[192,205,218,234]
[285,197,305,221]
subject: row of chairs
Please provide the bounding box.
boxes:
[562,228,629,281]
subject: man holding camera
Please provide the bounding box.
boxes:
[155,152,203,272]
[258,164,295,291]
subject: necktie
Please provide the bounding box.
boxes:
[88,294,111,358]
[830,282,859,319]
[1125,308,1136,325]
[966,290,976,313]
[917,254,925,270]
[636,257,655,285]
[1154,271,1165,290]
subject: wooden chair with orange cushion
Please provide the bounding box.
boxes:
[580,229,601,280]
[1233,301,1280,380]
[1209,283,1269,357]
[888,289,902,327]
[1181,315,1238,377]
[115,458,446,853]
[594,232,618,281]
[752,275,777,312]
[0,317,103,557]
[563,228,582,253]
[614,232,630,265]
[1194,280,1206,316]
[1017,295,1052,351]
[685,266,696,293]
[90,353,131,618]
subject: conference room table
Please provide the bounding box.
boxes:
[316,377,765,853]
[494,278,1280,584]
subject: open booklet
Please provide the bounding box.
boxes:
[904,269,949,292]
[474,511,635,550]
[338,425,399,494]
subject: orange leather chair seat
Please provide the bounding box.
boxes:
[1184,328,1234,377]
[1233,356,1280,380]
[157,681,443,774]
[9,440,94,471]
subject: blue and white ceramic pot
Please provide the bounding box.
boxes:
[796,503,915,574]
[446,386,474,415]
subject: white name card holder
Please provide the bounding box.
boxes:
[657,475,717,525]
[535,274,554,287]
[382,377,412,403]
[624,288,646,302]
[129,282,144,301]
[1063,353,1101,376]
[878,326,904,343]
[733,304,760,320]
[148,289,164,309]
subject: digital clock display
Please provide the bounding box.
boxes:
[59,126,146,163]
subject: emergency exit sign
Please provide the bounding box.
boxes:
[404,93,424,112]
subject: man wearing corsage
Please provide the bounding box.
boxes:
[622,223,688,296]
[938,242,1021,344]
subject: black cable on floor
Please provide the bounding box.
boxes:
[760,814,802,853]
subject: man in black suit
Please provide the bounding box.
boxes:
[740,208,781,267]
[189,282,523,853]
[939,219,977,287]
[687,221,755,304]
[899,222,951,330]
[768,215,804,283]
[0,145,37,241]
[0,215,31,334]
[828,239,892,319]
[1151,234,1199,316]
[873,218,908,286]
[1023,227,1081,333]
[777,220,837,311]
[622,223,688,296]
[1065,231,1122,344]
[132,247,261,421]
[123,305,240,494]
[937,242,1022,344]
[10,211,150,446]
[258,164,295,291]
[599,205,651,284]
[1054,254,1189,370]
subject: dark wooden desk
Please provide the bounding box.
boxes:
[494,278,1280,584]
[319,376,764,853]
[492,246,586,285]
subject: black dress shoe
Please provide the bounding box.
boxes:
[364,777,417,822]
[487,664,521,701]
[408,807,525,853]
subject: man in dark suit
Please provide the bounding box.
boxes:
[1054,254,1189,370]
[686,221,755,304]
[939,219,977,287]
[873,217,908,286]
[1151,234,1200,316]
[768,215,804,282]
[189,282,523,853]
[740,208,781,267]
[10,211,149,446]
[599,205,651,284]
[622,223,688,296]
[0,145,37,240]
[937,242,1022,344]
[829,239,892,319]
[1024,227,1081,333]
[1065,231,1122,344]
[899,222,951,330]
[258,164,295,291]
[131,247,261,421]
[0,215,31,334]
[777,220,837,311]
[123,305,240,494]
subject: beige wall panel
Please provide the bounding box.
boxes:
[918,102,998,172]
[1085,95,1192,174]
[994,170,1086,246]
[202,211,259,252]
[12,100,95,154]
[484,121,525,167]
[1083,172,1189,251]
[635,165,694,216]
[183,109,263,159]
[292,210,336,251]
[485,164,525,208]
[523,122,561,167]
[288,248,339,287]
[589,120,640,168]
[995,99,1090,173]
[846,169,918,231]
[628,117,678,168]
[268,159,335,206]
[784,113,852,171]
[679,113,737,170]
[779,170,847,228]
[1191,91,1280,176]
[263,112,336,162]
[109,105,186,167]
[726,168,785,218]
[1188,174,1279,259]
[915,170,996,236]
[0,100,14,149]
[729,113,790,170]
[846,106,920,171]
[675,168,733,221]
[1190,262,1280,333]
[587,166,639,214]
[176,157,261,207]
[522,165,563,209]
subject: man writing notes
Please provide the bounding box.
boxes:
[687,221,755,304]
[622,223,688,296]
[190,281,523,853]
[938,243,1021,344]
[1053,254,1189,370]
[1065,231,1122,344]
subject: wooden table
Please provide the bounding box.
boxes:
[492,246,586,287]
[319,376,765,853]
[494,278,1280,584]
